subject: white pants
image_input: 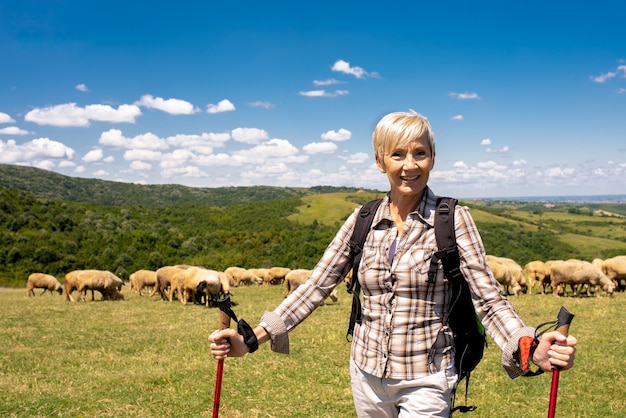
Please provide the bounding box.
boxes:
[350,359,458,418]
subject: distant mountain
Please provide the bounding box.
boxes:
[0,164,371,207]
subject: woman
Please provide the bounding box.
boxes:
[209,111,577,417]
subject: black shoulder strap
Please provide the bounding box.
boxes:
[346,198,383,340]
[427,197,462,283]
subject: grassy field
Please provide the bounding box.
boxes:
[1,285,624,417]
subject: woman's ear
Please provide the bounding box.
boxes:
[375,155,386,173]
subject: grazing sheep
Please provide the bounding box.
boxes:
[249,268,270,286]
[267,267,291,285]
[283,269,338,304]
[168,270,187,302]
[283,269,312,297]
[523,261,548,294]
[75,270,125,302]
[129,269,157,296]
[182,267,227,306]
[550,260,615,297]
[224,267,260,287]
[63,270,82,302]
[600,255,626,291]
[150,265,189,300]
[486,255,523,296]
[26,273,63,297]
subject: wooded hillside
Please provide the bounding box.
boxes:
[1,165,625,287]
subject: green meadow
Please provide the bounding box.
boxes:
[1,285,624,417]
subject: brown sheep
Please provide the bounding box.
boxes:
[129,269,157,296]
[486,255,523,296]
[600,255,626,290]
[249,268,270,286]
[26,273,63,297]
[523,261,548,294]
[182,267,228,306]
[168,270,187,302]
[150,265,189,300]
[283,269,311,297]
[63,270,82,302]
[75,270,124,302]
[224,267,260,287]
[550,260,615,297]
[267,267,291,285]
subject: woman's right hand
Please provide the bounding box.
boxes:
[209,328,249,359]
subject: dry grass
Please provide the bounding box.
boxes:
[0,285,624,417]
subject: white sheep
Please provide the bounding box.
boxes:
[150,265,190,300]
[75,270,125,301]
[600,255,626,290]
[267,267,291,285]
[283,269,338,304]
[129,269,157,296]
[550,259,615,297]
[486,255,523,296]
[25,273,63,297]
[224,266,260,287]
[523,260,548,294]
[182,267,227,306]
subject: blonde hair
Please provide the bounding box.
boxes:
[372,111,435,163]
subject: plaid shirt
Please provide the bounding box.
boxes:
[260,187,535,379]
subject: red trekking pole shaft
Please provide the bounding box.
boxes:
[213,295,232,418]
[547,306,574,418]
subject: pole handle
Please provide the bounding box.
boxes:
[555,306,574,337]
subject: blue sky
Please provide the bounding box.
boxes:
[1,1,625,198]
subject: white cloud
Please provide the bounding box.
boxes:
[231,127,269,144]
[24,103,142,126]
[130,160,152,170]
[75,83,88,92]
[453,161,468,169]
[0,126,30,135]
[0,138,75,163]
[161,165,208,178]
[321,128,351,141]
[58,160,76,168]
[590,64,626,83]
[331,59,378,79]
[480,138,492,145]
[486,145,509,153]
[339,152,369,164]
[249,101,274,109]
[451,115,463,120]
[93,169,108,176]
[33,159,56,170]
[313,78,344,86]
[303,141,338,154]
[0,112,16,124]
[166,132,230,153]
[449,92,481,100]
[207,99,235,114]
[98,129,169,150]
[544,167,575,178]
[74,165,85,173]
[298,89,349,97]
[82,149,103,162]
[513,159,527,166]
[135,94,199,115]
[123,149,163,161]
[233,138,306,164]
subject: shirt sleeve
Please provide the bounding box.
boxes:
[257,207,361,354]
[454,204,533,378]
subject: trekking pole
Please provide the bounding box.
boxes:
[547,306,574,418]
[212,294,232,418]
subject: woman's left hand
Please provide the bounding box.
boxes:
[532,331,577,372]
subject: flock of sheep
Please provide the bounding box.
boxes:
[24,265,329,306]
[25,254,626,304]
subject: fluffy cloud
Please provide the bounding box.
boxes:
[231,127,268,144]
[0,112,16,124]
[0,138,75,163]
[303,141,338,154]
[98,129,169,150]
[321,128,351,141]
[207,99,235,114]
[331,59,378,79]
[82,149,103,162]
[0,126,30,135]
[25,103,142,126]
[136,94,199,115]
[298,89,349,98]
[449,92,481,100]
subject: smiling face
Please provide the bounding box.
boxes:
[372,111,436,204]
[376,135,434,201]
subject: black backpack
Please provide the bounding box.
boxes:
[346,197,486,414]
